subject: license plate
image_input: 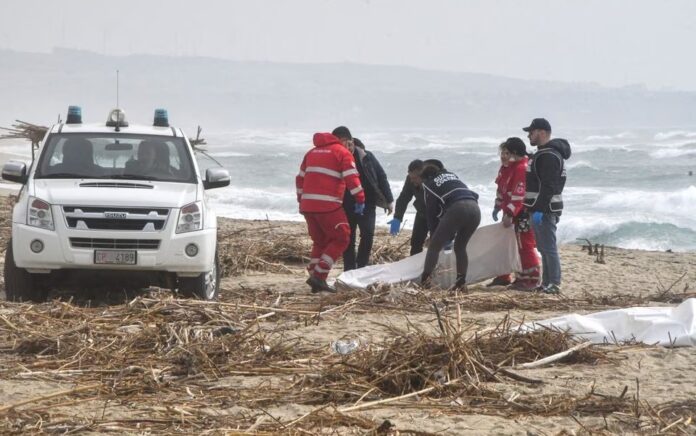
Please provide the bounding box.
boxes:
[94,250,137,265]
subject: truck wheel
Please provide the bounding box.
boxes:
[178,251,220,300]
[4,239,48,302]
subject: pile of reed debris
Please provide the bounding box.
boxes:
[0,295,693,434]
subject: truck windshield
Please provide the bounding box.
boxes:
[34,133,196,183]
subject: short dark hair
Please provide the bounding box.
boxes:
[421,164,442,180]
[353,138,365,150]
[408,159,424,172]
[503,137,528,157]
[331,126,352,140]
[423,159,444,170]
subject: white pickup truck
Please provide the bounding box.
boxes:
[2,107,230,301]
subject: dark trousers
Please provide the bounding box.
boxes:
[410,212,429,255]
[423,200,481,280]
[343,206,376,271]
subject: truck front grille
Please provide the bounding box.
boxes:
[63,206,169,231]
[70,238,161,250]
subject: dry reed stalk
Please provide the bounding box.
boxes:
[0,120,48,145]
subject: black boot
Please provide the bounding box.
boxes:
[451,274,467,293]
[306,276,336,293]
[306,276,321,292]
[420,273,433,289]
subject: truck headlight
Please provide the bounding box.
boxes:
[28,197,54,231]
[176,202,202,233]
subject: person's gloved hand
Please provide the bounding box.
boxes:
[492,207,501,222]
[388,218,401,236]
[532,211,544,226]
[443,240,454,250]
[354,202,365,216]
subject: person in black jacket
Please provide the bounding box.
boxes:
[390,159,445,255]
[420,164,480,290]
[333,126,395,271]
[522,118,572,295]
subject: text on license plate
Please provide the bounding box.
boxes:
[94,250,137,265]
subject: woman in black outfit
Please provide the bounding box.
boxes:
[420,164,481,290]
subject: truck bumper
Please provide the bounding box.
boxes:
[12,223,216,275]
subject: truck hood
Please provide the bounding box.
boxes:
[32,179,199,208]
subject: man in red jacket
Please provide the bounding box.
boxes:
[490,137,541,290]
[296,132,366,292]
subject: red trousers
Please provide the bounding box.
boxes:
[497,223,540,283]
[304,208,351,280]
[516,226,541,281]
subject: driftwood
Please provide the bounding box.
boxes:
[514,341,593,369]
[579,239,606,263]
[580,238,596,254]
[596,244,606,264]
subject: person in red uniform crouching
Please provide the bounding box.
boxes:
[489,137,541,291]
[296,132,366,293]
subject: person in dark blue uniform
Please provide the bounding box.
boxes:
[420,164,480,290]
[390,159,445,255]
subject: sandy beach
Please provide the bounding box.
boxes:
[0,192,695,435]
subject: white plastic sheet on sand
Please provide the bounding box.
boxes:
[336,223,521,289]
[528,298,696,347]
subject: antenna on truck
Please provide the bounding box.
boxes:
[116,69,120,109]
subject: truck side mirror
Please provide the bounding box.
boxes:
[203,168,230,190]
[2,160,28,184]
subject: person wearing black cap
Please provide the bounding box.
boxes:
[332,126,395,271]
[488,137,541,290]
[390,158,445,255]
[522,118,572,295]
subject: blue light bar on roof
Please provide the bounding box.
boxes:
[153,108,169,127]
[66,105,82,124]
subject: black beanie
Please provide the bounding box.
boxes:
[408,159,424,172]
[332,126,352,140]
[423,158,444,170]
[504,137,528,157]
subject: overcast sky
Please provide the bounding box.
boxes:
[1,0,694,91]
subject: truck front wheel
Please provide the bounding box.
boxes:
[4,239,48,302]
[177,251,220,300]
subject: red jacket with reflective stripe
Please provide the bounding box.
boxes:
[495,156,528,217]
[296,133,365,213]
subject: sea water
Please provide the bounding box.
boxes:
[198,128,696,252]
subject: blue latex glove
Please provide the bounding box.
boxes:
[443,240,454,250]
[492,207,500,222]
[532,211,544,226]
[354,202,365,216]
[388,218,401,236]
